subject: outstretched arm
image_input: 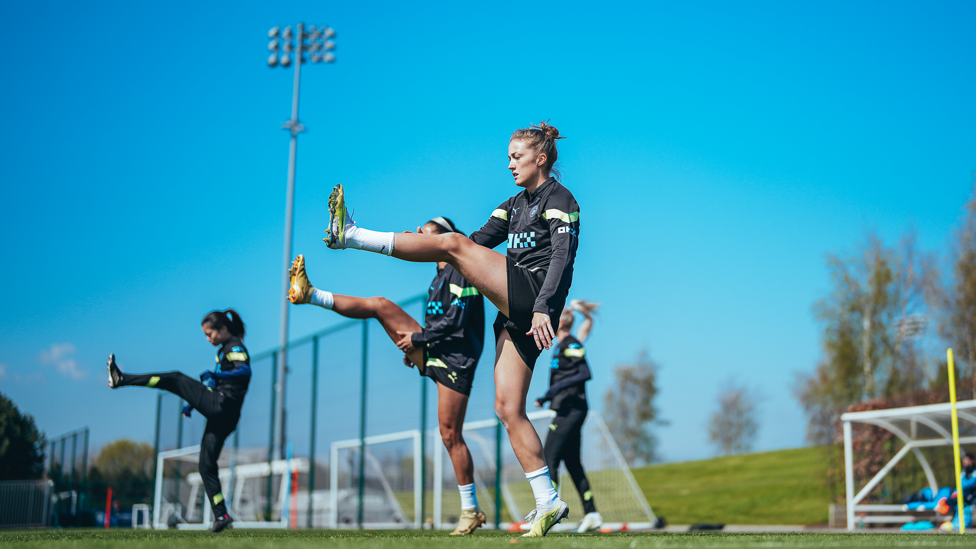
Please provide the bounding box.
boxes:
[536,360,591,405]
[211,361,251,379]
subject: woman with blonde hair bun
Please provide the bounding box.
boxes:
[323,121,579,536]
[535,299,603,532]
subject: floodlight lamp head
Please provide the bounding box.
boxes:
[324,52,335,63]
[324,40,335,51]
[267,53,278,67]
[268,39,279,51]
[311,54,321,62]
[283,26,293,39]
[324,28,335,38]
[268,26,279,38]
[281,54,291,67]
[308,25,317,33]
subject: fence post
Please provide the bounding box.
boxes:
[419,299,427,529]
[70,433,77,494]
[357,320,368,528]
[495,418,502,528]
[152,395,162,482]
[51,441,58,528]
[308,335,319,529]
[175,399,184,508]
[81,427,89,526]
[268,351,278,521]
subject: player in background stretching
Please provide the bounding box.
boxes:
[321,121,578,537]
[105,309,250,533]
[535,300,603,533]
[288,216,488,535]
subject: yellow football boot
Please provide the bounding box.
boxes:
[288,254,314,304]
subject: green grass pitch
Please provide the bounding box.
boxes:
[2,530,974,549]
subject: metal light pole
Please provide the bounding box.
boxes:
[267,23,336,460]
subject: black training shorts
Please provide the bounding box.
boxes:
[420,348,475,397]
[492,257,562,370]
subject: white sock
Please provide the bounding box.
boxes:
[345,225,395,256]
[458,483,478,511]
[525,466,558,510]
[310,288,334,309]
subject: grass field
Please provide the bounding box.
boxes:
[631,447,833,525]
[2,529,974,549]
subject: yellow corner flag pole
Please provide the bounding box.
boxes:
[949,348,965,534]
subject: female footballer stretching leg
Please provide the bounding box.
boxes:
[323,122,580,537]
[290,218,489,534]
[105,309,251,534]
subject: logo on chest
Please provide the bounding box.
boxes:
[508,232,537,248]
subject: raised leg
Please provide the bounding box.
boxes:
[392,233,510,317]
[118,371,221,416]
[330,295,425,368]
[436,383,474,485]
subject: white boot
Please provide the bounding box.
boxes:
[576,511,603,533]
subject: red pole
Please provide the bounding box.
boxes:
[104,487,113,529]
[290,468,299,530]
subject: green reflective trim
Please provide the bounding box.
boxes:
[449,284,480,298]
[551,480,559,491]
[542,209,579,224]
[564,347,586,358]
[584,490,593,501]
[226,352,247,362]
[549,423,557,431]
[426,358,448,369]
[491,209,508,221]
[213,493,224,505]
[147,376,160,388]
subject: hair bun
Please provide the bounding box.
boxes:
[534,120,566,141]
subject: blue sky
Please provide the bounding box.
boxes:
[1,0,975,463]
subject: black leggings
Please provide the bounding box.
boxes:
[543,406,596,514]
[121,371,241,518]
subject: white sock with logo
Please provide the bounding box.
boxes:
[525,466,558,510]
[458,483,478,511]
[310,288,334,309]
[345,225,394,256]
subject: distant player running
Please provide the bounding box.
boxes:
[321,121,579,537]
[535,300,603,533]
[105,309,250,533]
[288,216,488,535]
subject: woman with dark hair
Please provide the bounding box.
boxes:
[535,300,602,533]
[105,308,250,533]
[320,121,579,537]
[288,216,488,535]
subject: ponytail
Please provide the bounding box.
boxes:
[202,308,246,339]
[560,299,600,342]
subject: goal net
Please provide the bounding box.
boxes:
[430,410,656,530]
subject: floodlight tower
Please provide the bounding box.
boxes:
[267,22,336,460]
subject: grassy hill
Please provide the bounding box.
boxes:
[631,446,833,525]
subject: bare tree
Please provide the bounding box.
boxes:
[796,230,936,445]
[708,382,760,456]
[603,349,663,466]
[932,178,976,398]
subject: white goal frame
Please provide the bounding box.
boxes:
[153,445,308,529]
